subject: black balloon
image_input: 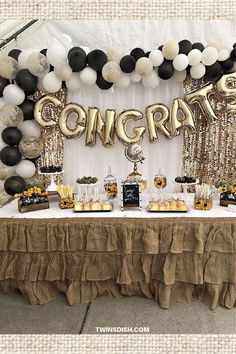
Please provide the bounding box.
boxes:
[96,73,113,90]
[179,40,192,55]
[19,99,35,120]
[0,76,9,97]
[8,49,22,61]
[230,49,236,61]
[15,69,38,94]
[205,62,222,79]
[87,50,107,71]
[40,48,47,56]
[2,127,22,146]
[192,42,205,52]
[158,60,174,80]
[186,65,191,76]
[130,48,145,61]
[68,49,87,72]
[4,176,26,196]
[158,45,163,51]
[221,59,234,73]
[145,51,151,58]
[0,146,22,166]
[68,46,86,57]
[120,55,136,73]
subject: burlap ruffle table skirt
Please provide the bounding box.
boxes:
[0,217,235,309]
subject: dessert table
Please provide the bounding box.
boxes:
[0,196,235,309]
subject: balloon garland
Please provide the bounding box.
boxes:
[0,40,235,95]
[0,38,236,198]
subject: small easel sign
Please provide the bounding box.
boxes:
[121,182,142,211]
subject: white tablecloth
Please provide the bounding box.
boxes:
[0,194,235,219]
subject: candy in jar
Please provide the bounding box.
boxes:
[104,167,118,199]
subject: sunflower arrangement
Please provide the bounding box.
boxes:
[154,175,167,189]
[218,184,236,194]
[217,183,236,205]
[194,184,213,210]
[15,187,49,207]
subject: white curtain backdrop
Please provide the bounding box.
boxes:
[4,20,236,192]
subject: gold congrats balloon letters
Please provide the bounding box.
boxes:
[115,109,146,145]
[85,107,116,147]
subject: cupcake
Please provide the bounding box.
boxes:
[74,202,84,211]
[91,202,101,211]
[83,202,91,211]
[102,201,112,211]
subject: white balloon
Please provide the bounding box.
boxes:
[114,73,130,88]
[162,40,179,60]
[188,49,202,66]
[79,67,97,86]
[66,73,82,92]
[54,63,72,81]
[46,43,67,67]
[218,49,230,61]
[135,57,153,77]
[19,120,41,138]
[18,49,37,69]
[142,70,160,88]
[130,72,142,83]
[42,72,62,93]
[149,49,164,67]
[171,70,187,83]
[201,47,218,66]
[190,63,206,79]
[3,84,25,105]
[15,160,36,179]
[0,98,6,108]
[173,54,188,71]
[36,77,45,91]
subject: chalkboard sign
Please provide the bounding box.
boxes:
[121,182,141,210]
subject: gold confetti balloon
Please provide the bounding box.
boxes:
[19,137,44,159]
[0,104,24,127]
[0,56,19,79]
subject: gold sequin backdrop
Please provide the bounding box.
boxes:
[33,89,67,187]
[34,79,235,186]
[182,77,236,184]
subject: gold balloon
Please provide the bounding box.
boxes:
[34,95,61,127]
[59,103,86,138]
[115,109,146,145]
[145,104,170,142]
[85,107,116,147]
[169,98,196,137]
[185,83,217,124]
[216,72,236,114]
[216,72,236,97]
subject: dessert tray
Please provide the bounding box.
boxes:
[73,201,113,212]
[146,200,189,213]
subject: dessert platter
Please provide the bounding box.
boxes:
[147,197,188,212]
[74,177,113,212]
[174,175,199,201]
